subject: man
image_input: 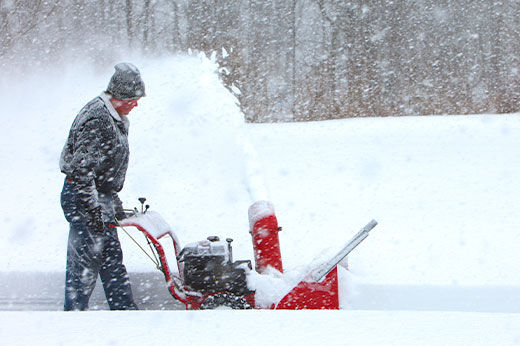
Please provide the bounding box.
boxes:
[60,62,145,311]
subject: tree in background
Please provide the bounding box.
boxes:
[1,0,519,121]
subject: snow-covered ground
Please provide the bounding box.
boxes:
[0,54,519,344]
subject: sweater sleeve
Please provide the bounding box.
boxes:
[69,118,105,211]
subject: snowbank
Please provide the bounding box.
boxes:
[1,310,519,346]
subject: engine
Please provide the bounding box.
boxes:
[177,236,253,296]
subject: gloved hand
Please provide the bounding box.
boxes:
[113,193,127,223]
[85,206,105,233]
[115,209,128,223]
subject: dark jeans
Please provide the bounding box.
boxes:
[61,179,138,311]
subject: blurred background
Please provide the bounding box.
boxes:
[1,0,519,122]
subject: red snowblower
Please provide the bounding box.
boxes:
[115,198,377,310]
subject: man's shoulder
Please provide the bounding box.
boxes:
[81,96,109,115]
[75,96,112,126]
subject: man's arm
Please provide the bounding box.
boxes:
[69,118,104,212]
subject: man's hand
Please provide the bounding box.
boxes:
[115,209,128,223]
[113,193,127,223]
[85,206,105,233]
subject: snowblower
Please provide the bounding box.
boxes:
[115,198,377,310]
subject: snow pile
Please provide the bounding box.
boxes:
[2,310,519,346]
[245,267,302,308]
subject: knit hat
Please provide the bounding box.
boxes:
[106,62,145,100]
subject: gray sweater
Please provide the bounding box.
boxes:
[60,93,129,213]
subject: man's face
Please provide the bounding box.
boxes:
[110,98,140,116]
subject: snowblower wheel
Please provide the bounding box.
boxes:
[199,293,252,310]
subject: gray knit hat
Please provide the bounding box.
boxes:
[106,62,145,100]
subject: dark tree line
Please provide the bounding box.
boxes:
[1,0,519,122]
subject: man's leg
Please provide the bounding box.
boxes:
[64,222,103,311]
[99,227,138,310]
